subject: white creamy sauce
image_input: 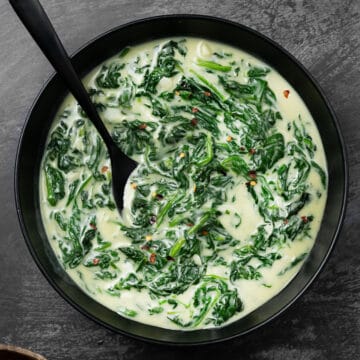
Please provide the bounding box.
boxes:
[40,38,327,330]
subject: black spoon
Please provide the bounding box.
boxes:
[9,0,137,211]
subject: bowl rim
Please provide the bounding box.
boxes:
[14,14,349,345]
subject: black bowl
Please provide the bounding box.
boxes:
[15,15,347,345]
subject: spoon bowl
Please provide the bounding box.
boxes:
[109,144,137,210]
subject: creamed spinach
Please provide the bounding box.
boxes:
[40,38,327,329]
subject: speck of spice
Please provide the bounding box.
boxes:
[191,118,198,126]
[149,253,156,264]
[249,170,257,179]
[301,216,308,223]
[156,193,164,200]
[283,89,290,98]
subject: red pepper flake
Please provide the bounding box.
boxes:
[141,244,150,251]
[101,165,109,173]
[204,91,211,97]
[240,146,246,151]
[92,258,100,265]
[283,90,290,99]
[301,216,308,223]
[249,148,256,155]
[89,223,97,230]
[156,193,164,200]
[192,107,199,113]
[166,255,175,261]
[149,253,156,264]
[149,215,157,225]
[249,170,257,179]
[201,230,209,236]
[187,223,194,227]
[138,123,147,130]
[191,118,198,126]
[283,219,289,225]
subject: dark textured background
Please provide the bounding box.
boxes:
[0,1,359,359]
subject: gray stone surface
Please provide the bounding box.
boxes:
[0,0,359,359]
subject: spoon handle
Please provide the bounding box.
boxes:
[9,0,115,148]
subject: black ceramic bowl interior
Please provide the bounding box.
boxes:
[15,15,347,345]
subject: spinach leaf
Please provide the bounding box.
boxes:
[119,247,147,265]
[118,307,137,317]
[149,258,205,296]
[169,278,242,328]
[252,133,284,172]
[112,120,158,157]
[54,211,67,231]
[197,59,232,72]
[148,306,164,315]
[221,155,249,177]
[46,122,70,161]
[141,40,186,93]
[96,63,125,89]
[108,273,145,295]
[59,204,82,268]
[219,75,254,99]
[44,165,65,206]
[247,66,270,78]
[311,161,327,188]
[278,252,308,276]
[118,77,135,108]
[158,116,193,146]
